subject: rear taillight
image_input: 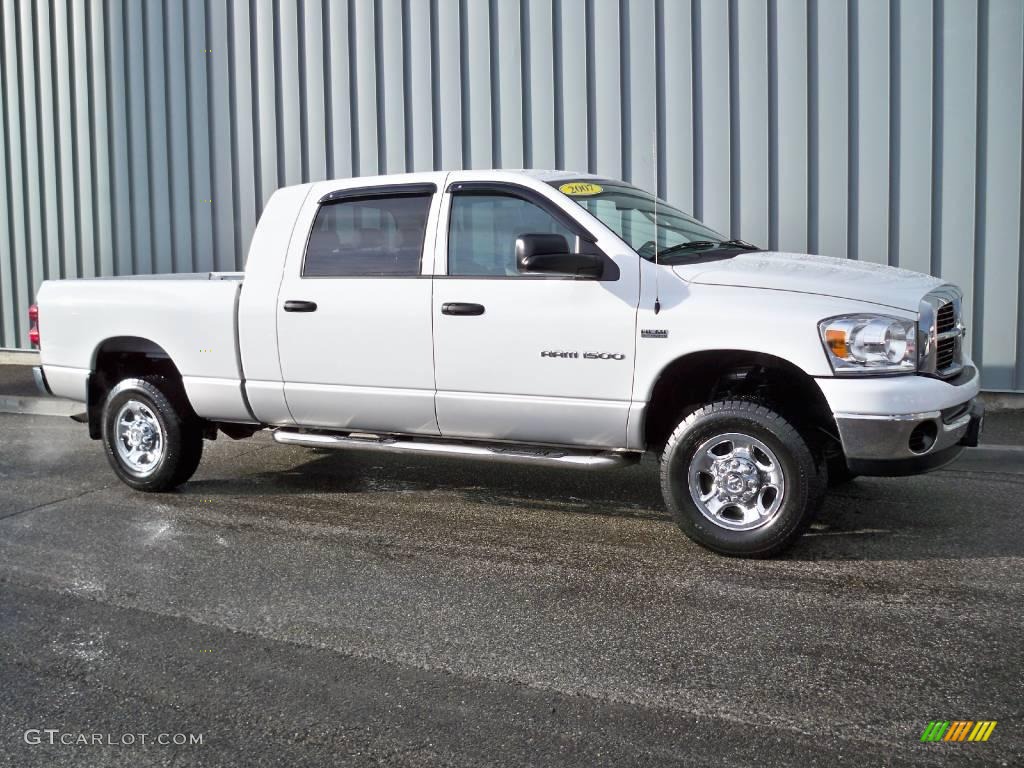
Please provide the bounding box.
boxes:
[28,304,39,348]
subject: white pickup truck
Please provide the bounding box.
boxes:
[32,170,983,557]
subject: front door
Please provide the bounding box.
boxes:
[276,181,441,434]
[431,179,640,448]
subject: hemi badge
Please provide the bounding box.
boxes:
[641,329,668,339]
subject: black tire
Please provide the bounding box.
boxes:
[659,400,821,558]
[101,376,203,491]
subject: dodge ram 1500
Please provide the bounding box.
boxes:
[31,170,984,556]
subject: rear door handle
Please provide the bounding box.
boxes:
[441,302,485,316]
[283,300,318,313]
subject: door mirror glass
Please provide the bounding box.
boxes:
[516,234,603,278]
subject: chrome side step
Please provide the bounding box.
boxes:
[271,430,638,470]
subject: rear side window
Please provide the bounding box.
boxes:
[303,193,432,277]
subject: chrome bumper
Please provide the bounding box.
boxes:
[834,398,984,476]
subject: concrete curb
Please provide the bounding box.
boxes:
[0,395,83,418]
[966,443,1024,454]
[953,445,1024,474]
[0,350,40,365]
[950,444,1024,468]
[981,391,1024,411]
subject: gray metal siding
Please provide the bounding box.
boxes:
[1,0,1023,390]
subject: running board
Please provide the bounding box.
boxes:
[271,430,638,470]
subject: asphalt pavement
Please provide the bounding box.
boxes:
[0,412,1021,767]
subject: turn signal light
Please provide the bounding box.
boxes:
[824,329,847,357]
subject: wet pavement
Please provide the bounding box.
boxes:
[0,413,1021,766]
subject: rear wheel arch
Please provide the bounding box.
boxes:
[87,337,192,439]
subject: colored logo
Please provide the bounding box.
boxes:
[920,721,997,742]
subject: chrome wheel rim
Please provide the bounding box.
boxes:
[114,400,165,477]
[687,432,786,531]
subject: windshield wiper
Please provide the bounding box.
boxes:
[652,238,761,263]
[717,239,760,250]
[655,240,718,259]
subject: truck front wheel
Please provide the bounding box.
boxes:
[101,376,203,491]
[660,400,821,558]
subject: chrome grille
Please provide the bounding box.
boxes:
[935,302,957,371]
[936,343,956,370]
[919,287,965,379]
[936,302,956,333]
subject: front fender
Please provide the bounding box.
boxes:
[632,280,914,403]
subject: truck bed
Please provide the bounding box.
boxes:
[91,272,244,281]
[37,273,253,423]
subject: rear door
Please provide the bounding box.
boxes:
[276,178,443,434]
[431,176,640,448]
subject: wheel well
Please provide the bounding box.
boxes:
[642,350,839,455]
[86,337,186,439]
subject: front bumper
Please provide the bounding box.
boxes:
[820,364,984,477]
[836,399,983,476]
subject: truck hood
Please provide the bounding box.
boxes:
[672,251,944,312]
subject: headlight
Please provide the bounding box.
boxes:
[818,315,917,374]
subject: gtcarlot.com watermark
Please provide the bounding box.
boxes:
[24,729,204,747]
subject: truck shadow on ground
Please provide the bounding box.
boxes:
[190,449,670,521]
[186,449,1023,562]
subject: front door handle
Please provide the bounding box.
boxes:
[441,302,485,316]
[283,300,318,313]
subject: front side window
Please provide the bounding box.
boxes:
[448,193,577,276]
[303,193,432,277]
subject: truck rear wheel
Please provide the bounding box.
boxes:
[101,376,203,491]
[660,400,820,558]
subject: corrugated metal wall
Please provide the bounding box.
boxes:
[2,0,1023,390]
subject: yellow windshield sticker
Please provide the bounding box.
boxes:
[559,182,603,196]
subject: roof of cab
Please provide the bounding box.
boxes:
[283,169,615,197]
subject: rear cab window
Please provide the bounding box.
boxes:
[303,189,434,277]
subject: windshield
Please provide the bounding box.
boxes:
[550,180,743,262]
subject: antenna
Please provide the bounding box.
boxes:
[653,135,661,315]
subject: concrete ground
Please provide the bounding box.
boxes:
[0,412,1021,766]
[0,365,82,418]
[0,364,35,397]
